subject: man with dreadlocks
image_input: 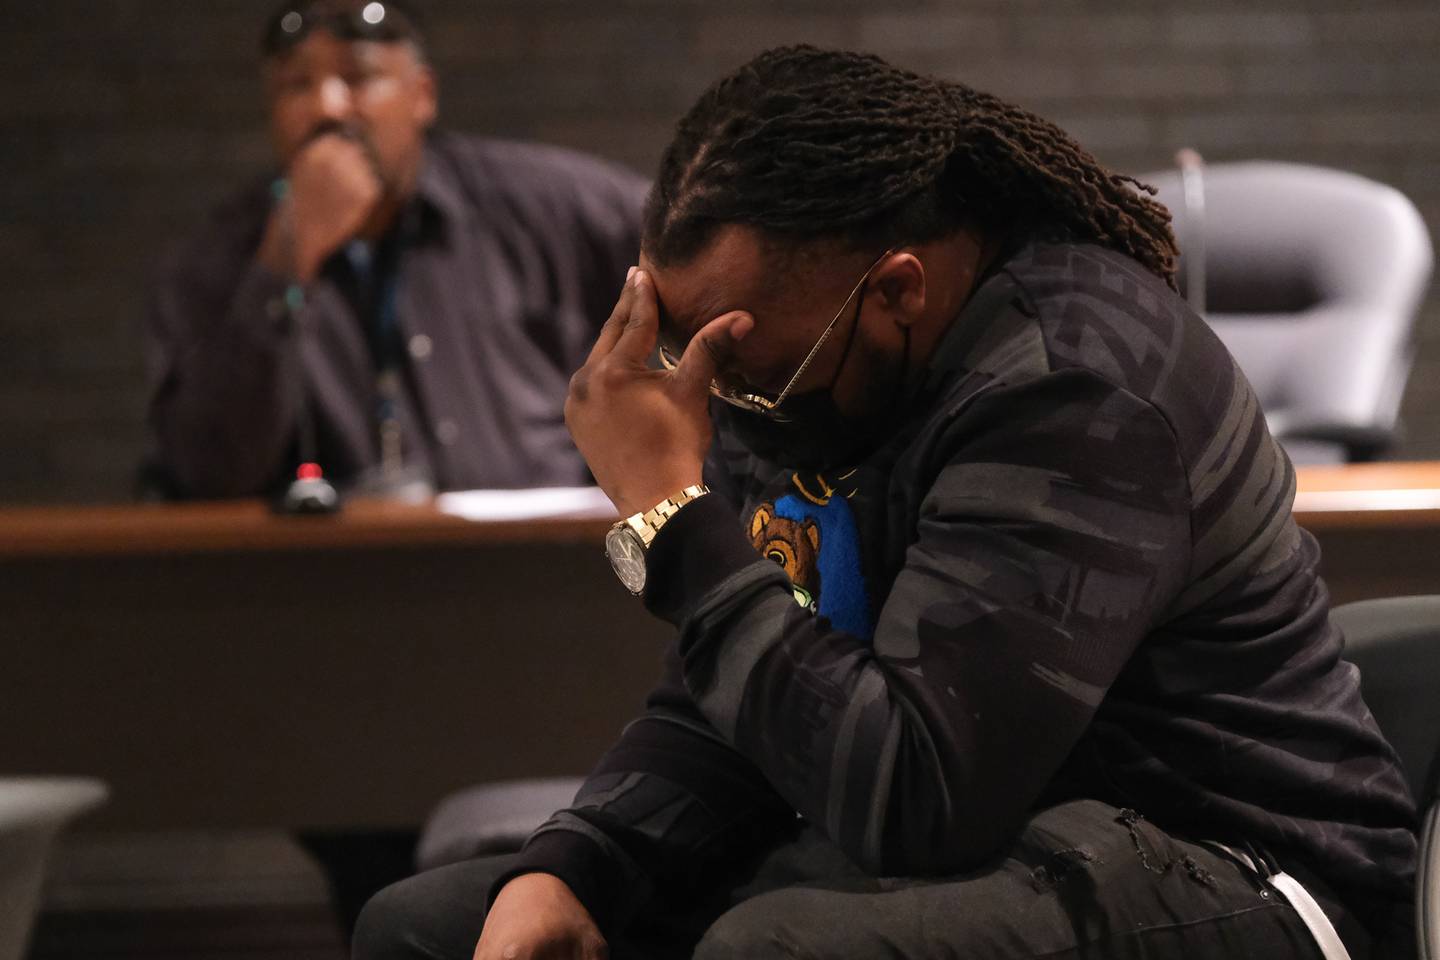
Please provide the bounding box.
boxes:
[355,46,1415,960]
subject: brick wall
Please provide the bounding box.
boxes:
[4,0,1438,503]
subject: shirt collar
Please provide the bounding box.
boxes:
[920,243,1030,393]
[410,139,466,229]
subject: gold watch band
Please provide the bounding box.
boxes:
[623,484,710,548]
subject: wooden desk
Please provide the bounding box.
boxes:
[1294,461,1440,531]
[1292,461,1440,605]
[1,464,1435,829]
[0,498,616,558]
[0,501,661,830]
[3,461,1435,559]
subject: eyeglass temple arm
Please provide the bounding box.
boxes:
[772,248,893,408]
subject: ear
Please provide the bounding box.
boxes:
[750,504,773,539]
[869,251,927,330]
[412,62,439,129]
[803,519,820,553]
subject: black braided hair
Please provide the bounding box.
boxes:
[645,45,1178,287]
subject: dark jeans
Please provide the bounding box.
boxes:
[353,799,1381,960]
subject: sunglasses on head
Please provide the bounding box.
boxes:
[262,2,421,57]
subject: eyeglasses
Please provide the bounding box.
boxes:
[262,2,421,57]
[658,249,894,422]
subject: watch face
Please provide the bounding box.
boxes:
[605,525,648,595]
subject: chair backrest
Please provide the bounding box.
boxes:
[1332,596,1440,802]
[1332,596,1440,959]
[1141,162,1433,462]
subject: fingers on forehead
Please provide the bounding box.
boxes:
[610,273,660,357]
[606,276,639,324]
[584,276,639,363]
[653,296,686,350]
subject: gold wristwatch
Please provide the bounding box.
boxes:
[605,485,709,595]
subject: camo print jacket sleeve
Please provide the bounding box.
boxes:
[494,348,1193,935]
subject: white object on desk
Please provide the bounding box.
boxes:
[436,486,618,523]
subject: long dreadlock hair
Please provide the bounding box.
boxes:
[644,45,1179,288]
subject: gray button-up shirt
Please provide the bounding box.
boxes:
[146,132,647,497]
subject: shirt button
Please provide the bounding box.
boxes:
[408,333,433,361]
[436,418,460,446]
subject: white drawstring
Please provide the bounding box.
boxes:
[1210,843,1353,960]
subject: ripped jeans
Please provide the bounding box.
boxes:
[354,799,1386,960]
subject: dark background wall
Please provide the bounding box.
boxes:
[4,0,1438,504]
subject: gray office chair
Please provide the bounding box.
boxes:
[1331,595,1440,957]
[0,777,108,960]
[1143,161,1433,464]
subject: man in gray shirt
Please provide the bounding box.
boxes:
[145,0,646,499]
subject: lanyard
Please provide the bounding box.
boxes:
[345,240,406,479]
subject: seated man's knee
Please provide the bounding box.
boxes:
[353,877,433,960]
[353,858,505,960]
[695,889,844,960]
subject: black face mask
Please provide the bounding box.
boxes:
[720,328,915,473]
